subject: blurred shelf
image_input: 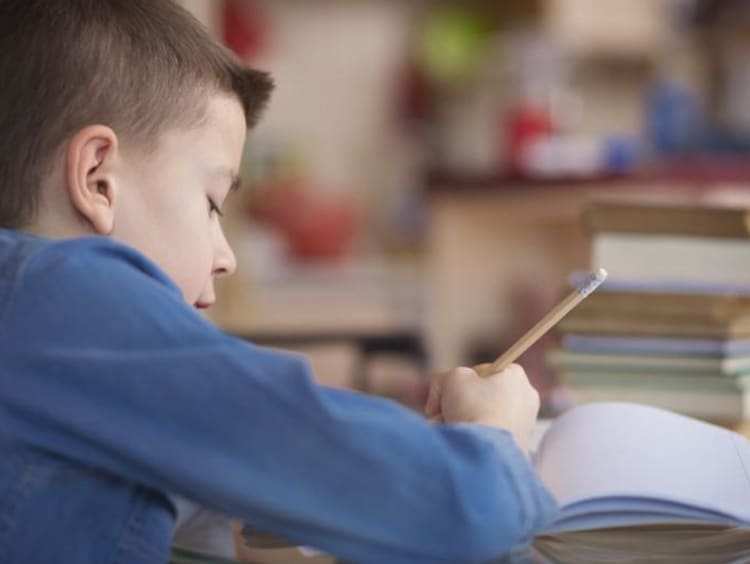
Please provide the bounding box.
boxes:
[425,170,633,194]
[646,157,750,184]
[425,160,750,195]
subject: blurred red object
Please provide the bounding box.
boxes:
[505,105,553,176]
[249,183,357,261]
[223,0,268,60]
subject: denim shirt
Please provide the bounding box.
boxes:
[0,230,557,564]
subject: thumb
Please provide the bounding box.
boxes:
[424,367,474,418]
[424,374,443,418]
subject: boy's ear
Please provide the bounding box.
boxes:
[65,125,120,235]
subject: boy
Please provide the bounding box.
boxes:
[0,1,557,563]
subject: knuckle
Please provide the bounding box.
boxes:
[531,389,540,407]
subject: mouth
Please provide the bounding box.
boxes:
[194,301,214,310]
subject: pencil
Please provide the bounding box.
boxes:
[481,268,608,376]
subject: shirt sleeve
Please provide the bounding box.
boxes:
[0,237,557,564]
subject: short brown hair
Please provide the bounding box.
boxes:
[0,0,273,228]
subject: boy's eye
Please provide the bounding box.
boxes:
[208,197,224,217]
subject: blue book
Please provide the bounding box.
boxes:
[562,334,750,358]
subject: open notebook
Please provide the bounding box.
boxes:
[192,402,750,562]
[532,402,750,563]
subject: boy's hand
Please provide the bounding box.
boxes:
[424,364,540,452]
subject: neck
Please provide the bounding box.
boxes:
[23,207,95,240]
[25,178,97,239]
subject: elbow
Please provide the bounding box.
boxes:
[447,497,558,562]
[441,470,559,562]
[433,426,560,561]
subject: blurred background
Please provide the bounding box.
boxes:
[177,0,750,418]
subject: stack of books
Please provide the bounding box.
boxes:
[550,200,750,423]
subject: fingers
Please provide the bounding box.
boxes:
[424,380,441,418]
[424,367,475,418]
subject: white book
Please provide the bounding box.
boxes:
[592,233,750,286]
[533,403,750,561]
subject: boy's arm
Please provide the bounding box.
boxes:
[0,239,557,564]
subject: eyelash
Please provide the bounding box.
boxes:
[208,198,224,217]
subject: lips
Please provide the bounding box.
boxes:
[194,301,214,310]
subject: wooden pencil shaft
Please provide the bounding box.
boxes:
[479,268,607,377]
[482,290,585,376]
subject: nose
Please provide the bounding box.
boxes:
[213,226,237,278]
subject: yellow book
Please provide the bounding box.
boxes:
[585,200,750,239]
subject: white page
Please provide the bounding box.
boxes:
[593,234,750,285]
[533,402,750,523]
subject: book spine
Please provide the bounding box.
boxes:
[585,203,750,239]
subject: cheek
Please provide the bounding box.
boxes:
[113,162,216,304]
[166,212,216,301]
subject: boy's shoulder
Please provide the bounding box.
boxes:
[0,229,175,290]
[0,230,203,349]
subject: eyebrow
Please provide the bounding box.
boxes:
[229,174,241,193]
[214,167,241,192]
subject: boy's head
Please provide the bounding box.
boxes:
[0,0,273,308]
